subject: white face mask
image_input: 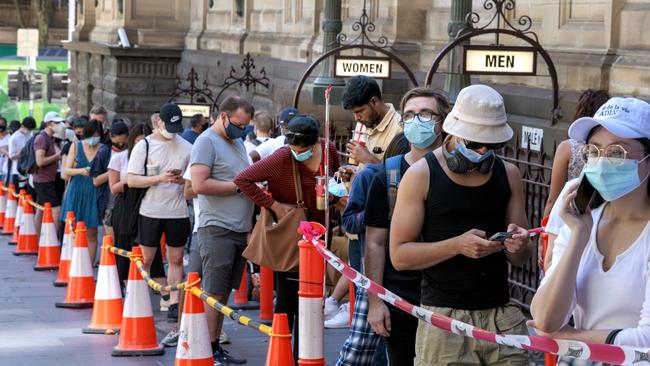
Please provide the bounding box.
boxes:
[160,128,175,140]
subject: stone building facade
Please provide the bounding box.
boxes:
[65,0,650,149]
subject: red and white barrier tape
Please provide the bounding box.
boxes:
[303,228,650,365]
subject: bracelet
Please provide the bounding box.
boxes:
[605,329,622,344]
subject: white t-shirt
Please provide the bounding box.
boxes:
[244,136,269,156]
[0,134,10,175]
[127,135,192,219]
[108,150,129,182]
[545,178,580,235]
[183,168,200,234]
[7,130,31,175]
[542,205,650,347]
[254,135,286,161]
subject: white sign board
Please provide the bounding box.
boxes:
[334,57,391,79]
[178,104,211,118]
[521,126,544,152]
[17,29,39,58]
[464,46,537,76]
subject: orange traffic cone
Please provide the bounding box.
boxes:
[112,246,164,356]
[55,221,95,308]
[54,212,75,287]
[9,191,24,245]
[2,184,16,236]
[0,183,6,230]
[174,272,213,366]
[13,195,38,256]
[34,203,60,270]
[265,313,294,366]
[83,237,123,334]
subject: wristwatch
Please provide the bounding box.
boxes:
[235,186,242,194]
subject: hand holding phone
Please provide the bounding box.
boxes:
[489,232,513,242]
[573,175,597,215]
[168,169,182,176]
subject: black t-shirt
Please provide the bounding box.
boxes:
[61,140,72,156]
[365,155,422,305]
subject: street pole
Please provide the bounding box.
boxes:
[313,0,345,86]
[444,0,472,103]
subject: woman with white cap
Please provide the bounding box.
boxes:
[530,97,650,353]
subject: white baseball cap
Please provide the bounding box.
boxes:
[569,97,650,143]
[43,111,64,123]
[442,84,514,144]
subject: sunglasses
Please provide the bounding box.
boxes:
[464,141,507,151]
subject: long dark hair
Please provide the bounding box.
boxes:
[127,123,153,159]
[574,90,610,120]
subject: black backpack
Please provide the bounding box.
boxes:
[17,133,42,175]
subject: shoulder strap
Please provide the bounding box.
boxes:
[291,157,304,207]
[143,138,150,176]
[386,155,403,220]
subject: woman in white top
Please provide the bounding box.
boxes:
[531,97,650,352]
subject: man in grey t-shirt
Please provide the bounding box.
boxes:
[190,96,254,364]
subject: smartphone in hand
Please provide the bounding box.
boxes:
[168,169,182,176]
[489,232,513,242]
[573,175,597,215]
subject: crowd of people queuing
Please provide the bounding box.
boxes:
[5,74,649,366]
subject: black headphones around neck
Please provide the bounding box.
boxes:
[442,136,495,174]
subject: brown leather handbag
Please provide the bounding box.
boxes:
[243,158,306,272]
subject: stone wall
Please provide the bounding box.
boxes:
[66,0,650,150]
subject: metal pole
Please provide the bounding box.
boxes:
[313,0,345,86]
[444,0,472,102]
[68,0,75,68]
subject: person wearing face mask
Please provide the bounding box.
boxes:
[249,107,299,163]
[0,116,10,184]
[90,121,129,242]
[529,98,650,359]
[127,103,192,320]
[180,113,207,144]
[33,112,64,235]
[7,116,36,190]
[235,114,340,361]
[187,96,254,364]
[390,85,531,366]
[348,88,449,366]
[60,119,103,263]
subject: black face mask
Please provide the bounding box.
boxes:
[76,133,83,140]
[201,123,209,132]
[0,125,6,132]
[112,143,126,150]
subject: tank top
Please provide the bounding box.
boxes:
[567,139,585,180]
[420,152,511,310]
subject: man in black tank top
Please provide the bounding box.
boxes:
[389,85,532,366]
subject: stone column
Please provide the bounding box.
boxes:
[444,0,471,102]
[313,0,344,86]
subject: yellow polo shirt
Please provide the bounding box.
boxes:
[358,103,402,171]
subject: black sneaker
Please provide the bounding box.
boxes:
[214,346,247,365]
[167,303,179,321]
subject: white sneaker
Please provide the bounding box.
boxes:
[160,297,172,312]
[324,302,350,329]
[324,296,339,321]
[219,330,230,344]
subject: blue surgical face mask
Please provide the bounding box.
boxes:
[85,136,100,146]
[327,177,348,197]
[454,141,495,163]
[291,147,313,162]
[404,117,438,149]
[584,156,650,201]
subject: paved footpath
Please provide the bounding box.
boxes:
[0,234,348,366]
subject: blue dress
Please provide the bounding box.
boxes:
[60,142,100,227]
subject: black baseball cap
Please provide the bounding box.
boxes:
[159,103,183,133]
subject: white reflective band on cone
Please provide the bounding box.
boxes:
[19,214,36,235]
[175,312,212,359]
[15,207,22,228]
[6,200,15,217]
[123,279,154,318]
[0,196,5,211]
[95,265,122,300]
[68,247,94,277]
[60,235,74,260]
[298,297,324,359]
[39,224,59,247]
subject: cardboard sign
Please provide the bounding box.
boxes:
[521,125,544,152]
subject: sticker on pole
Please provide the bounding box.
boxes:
[17,29,39,58]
